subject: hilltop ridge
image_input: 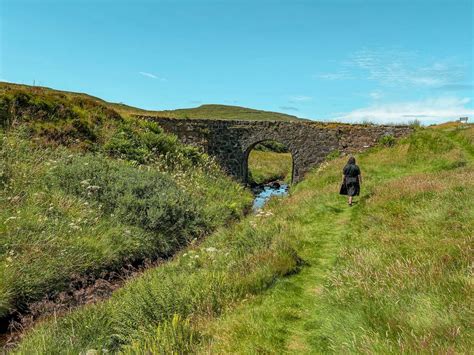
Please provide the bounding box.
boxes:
[0,82,301,122]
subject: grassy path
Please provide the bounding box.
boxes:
[201,125,473,353]
[200,165,354,353]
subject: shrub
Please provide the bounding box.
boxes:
[0,86,208,170]
[408,119,422,128]
[407,130,454,156]
[50,154,207,249]
[379,134,396,147]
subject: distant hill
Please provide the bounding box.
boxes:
[153,104,301,121]
[0,82,302,122]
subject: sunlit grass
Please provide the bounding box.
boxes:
[248,150,292,184]
[15,125,473,353]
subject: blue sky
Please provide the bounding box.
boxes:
[1,0,472,124]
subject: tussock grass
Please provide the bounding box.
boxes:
[14,124,473,353]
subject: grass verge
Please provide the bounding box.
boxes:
[15,124,473,353]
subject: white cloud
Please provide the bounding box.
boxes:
[349,49,467,88]
[331,97,474,124]
[316,71,354,80]
[290,95,312,102]
[139,71,166,81]
[369,91,383,100]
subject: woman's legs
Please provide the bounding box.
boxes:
[348,196,353,205]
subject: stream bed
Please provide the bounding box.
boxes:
[252,182,289,211]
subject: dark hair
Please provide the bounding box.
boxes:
[347,157,356,165]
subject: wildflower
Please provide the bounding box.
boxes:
[205,247,217,253]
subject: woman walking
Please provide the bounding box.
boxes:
[340,156,362,206]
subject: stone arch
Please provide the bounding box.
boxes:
[143,117,413,184]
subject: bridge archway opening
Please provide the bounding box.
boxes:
[244,139,294,186]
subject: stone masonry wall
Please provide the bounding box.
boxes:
[137,116,413,183]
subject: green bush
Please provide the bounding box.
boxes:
[407,130,454,154]
[0,86,208,171]
[51,154,207,248]
[379,134,396,147]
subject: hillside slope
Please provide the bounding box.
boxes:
[0,83,301,122]
[15,123,473,353]
[0,83,252,331]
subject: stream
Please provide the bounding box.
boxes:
[252,182,289,211]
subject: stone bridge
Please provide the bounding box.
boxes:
[138,116,413,183]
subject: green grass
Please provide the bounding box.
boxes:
[0,85,252,320]
[248,150,292,184]
[154,104,300,121]
[0,82,301,122]
[200,125,474,353]
[14,124,473,353]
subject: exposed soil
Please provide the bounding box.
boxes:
[0,258,164,351]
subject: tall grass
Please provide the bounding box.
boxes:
[0,134,251,320]
[0,85,252,321]
[15,125,473,353]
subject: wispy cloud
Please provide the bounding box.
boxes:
[434,83,473,91]
[315,70,354,80]
[331,96,473,124]
[369,91,383,100]
[317,48,470,89]
[290,95,312,102]
[139,71,166,81]
[280,106,299,112]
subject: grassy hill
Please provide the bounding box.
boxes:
[0,83,252,329]
[13,123,473,353]
[0,83,301,122]
[153,104,300,121]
